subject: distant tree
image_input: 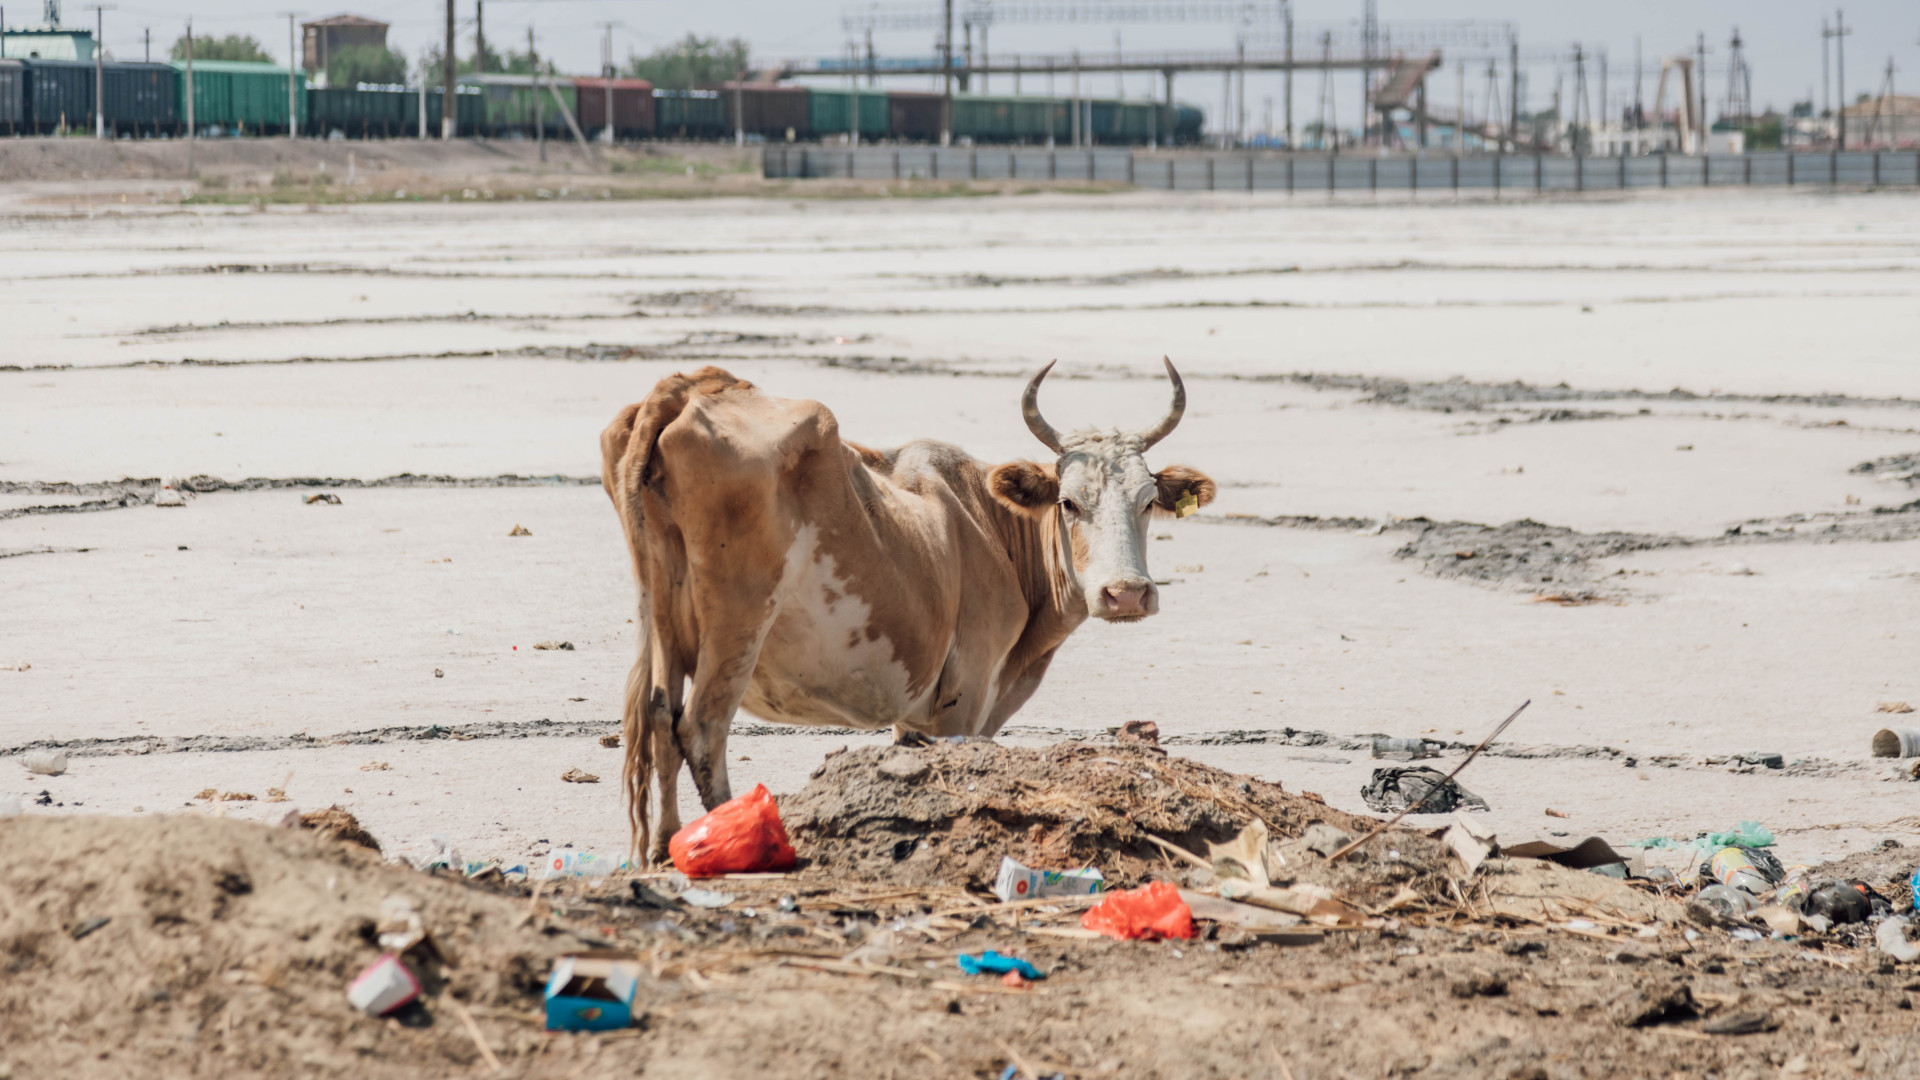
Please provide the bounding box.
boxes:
[327,44,407,87]
[1743,116,1783,150]
[417,45,551,86]
[169,33,272,63]
[622,35,750,89]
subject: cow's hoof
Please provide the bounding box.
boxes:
[893,729,933,748]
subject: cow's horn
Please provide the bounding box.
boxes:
[1138,356,1186,449]
[1022,360,1066,454]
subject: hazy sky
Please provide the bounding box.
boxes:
[69,1,1920,127]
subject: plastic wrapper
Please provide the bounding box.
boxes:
[667,784,798,877]
[1080,880,1195,941]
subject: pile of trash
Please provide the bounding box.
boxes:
[778,740,1458,908]
[9,729,1920,1076]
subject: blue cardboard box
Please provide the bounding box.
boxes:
[543,952,641,1031]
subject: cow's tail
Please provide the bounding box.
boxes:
[601,366,755,865]
[621,624,656,867]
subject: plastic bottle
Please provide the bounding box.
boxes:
[1805,881,1871,925]
[1693,884,1758,920]
[540,851,618,879]
[1776,865,1814,911]
[1702,846,1783,895]
[1911,867,1920,913]
[1371,737,1435,759]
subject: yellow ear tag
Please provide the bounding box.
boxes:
[1175,492,1199,518]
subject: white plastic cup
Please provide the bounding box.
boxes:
[23,751,67,776]
[1872,727,1920,758]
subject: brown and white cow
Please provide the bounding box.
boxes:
[600,360,1215,861]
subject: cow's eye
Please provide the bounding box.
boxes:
[1059,498,1078,516]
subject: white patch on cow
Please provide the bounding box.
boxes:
[741,523,926,730]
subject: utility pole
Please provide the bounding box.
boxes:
[1235,38,1245,147]
[596,21,615,143]
[184,16,194,166]
[142,25,147,62]
[1455,60,1464,150]
[1571,44,1587,155]
[85,4,111,139]
[1632,37,1642,155]
[1695,32,1707,153]
[441,0,456,139]
[283,12,298,138]
[1506,32,1518,154]
[1317,29,1333,153]
[1282,0,1292,150]
[1360,0,1375,148]
[1832,9,1850,149]
[1071,49,1079,148]
[474,0,483,75]
[1598,50,1607,154]
[939,0,952,146]
[530,25,543,161]
[1724,28,1750,128]
[1821,18,1831,121]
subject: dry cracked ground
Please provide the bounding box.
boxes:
[3,183,1920,883]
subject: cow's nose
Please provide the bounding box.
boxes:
[1099,582,1150,617]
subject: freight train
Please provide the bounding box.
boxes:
[0,56,1203,144]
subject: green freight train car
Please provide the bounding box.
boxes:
[306,84,482,139]
[807,87,888,140]
[950,95,1069,143]
[0,58,175,135]
[173,60,305,136]
[474,81,574,140]
[653,89,726,139]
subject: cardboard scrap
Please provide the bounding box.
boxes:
[1443,812,1500,875]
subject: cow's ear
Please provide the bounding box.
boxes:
[1152,465,1216,517]
[989,461,1060,518]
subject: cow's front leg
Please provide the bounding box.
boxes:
[678,636,763,811]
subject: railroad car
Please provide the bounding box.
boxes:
[653,88,726,139]
[886,91,943,142]
[173,59,305,136]
[0,58,174,135]
[573,78,654,140]
[807,87,888,140]
[713,82,809,140]
[306,84,481,139]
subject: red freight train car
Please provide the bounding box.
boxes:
[711,82,809,140]
[573,77,654,139]
[888,91,942,142]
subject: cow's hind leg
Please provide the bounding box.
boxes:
[649,699,685,866]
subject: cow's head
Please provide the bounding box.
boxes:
[988,358,1215,621]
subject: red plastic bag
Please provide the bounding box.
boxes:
[1080,880,1195,941]
[667,784,798,877]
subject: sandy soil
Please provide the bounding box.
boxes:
[4,185,1920,888]
[7,749,1920,1080]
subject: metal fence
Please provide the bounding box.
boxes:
[764,146,1920,193]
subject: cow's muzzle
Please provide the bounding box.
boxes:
[1093,578,1156,621]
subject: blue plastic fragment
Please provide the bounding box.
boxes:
[998,1067,1065,1080]
[957,950,1044,981]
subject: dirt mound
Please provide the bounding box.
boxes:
[0,815,566,1079]
[299,805,382,852]
[780,741,1457,905]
